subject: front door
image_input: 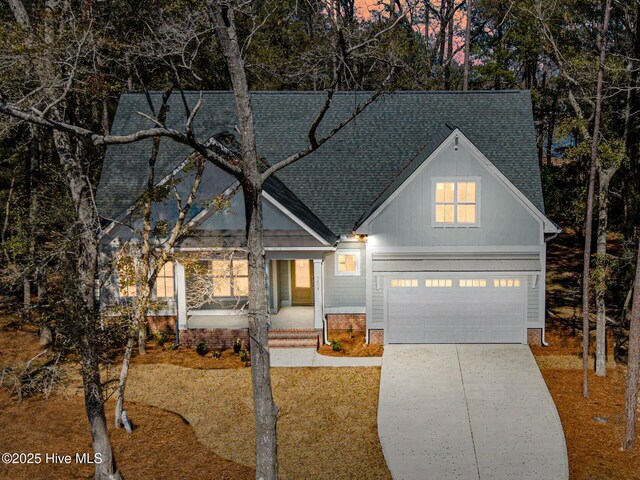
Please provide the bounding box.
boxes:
[291,260,314,305]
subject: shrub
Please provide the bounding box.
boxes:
[239,349,249,363]
[233,337,242,354]
[347,324,354,338]
[153,330,168,347]
[331,339,341,352]
[211,350,222,359]
[195,340,209,356]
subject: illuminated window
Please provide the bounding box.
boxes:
[434,180,478,225]
[335,250,361,276]
[459,279,487,288]
[493,279,521,288]
[212,258,249,297]
[425,279,452,287]
[117,256,137,298]
[155,262,175,298]
[391,279,418,288]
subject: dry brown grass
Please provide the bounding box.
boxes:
[0,390,254,480]
[318,330,383,357]
[104,363,390,480]
[0,315,45,368]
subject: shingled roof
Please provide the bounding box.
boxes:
[96,90,544,237]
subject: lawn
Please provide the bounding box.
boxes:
[1,315,389,480]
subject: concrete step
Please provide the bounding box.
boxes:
[269,337,319,348]
[268,329,320,340]
[268,330,321,349]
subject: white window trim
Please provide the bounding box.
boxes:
[335,250,361,276]
[431,177,481,228]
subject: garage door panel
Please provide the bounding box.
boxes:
[387,274,524,344]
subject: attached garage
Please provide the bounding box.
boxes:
[372,252,541,344]
[385,274,526,343]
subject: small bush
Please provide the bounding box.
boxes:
[331,339,341,352]
[153,330,168,347]
[347,324,354,338]
[239,349,249,363]
[211,350,222,359]
[195,340,209,356]
[233,337,242,354]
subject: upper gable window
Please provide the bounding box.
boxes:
[434,179,479,226]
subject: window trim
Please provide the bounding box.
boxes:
[334,249,361,276]
[432,177,481,228]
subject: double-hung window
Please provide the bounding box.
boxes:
[211,258,249,298]
[434,179,479,226]
[155,262,175,298]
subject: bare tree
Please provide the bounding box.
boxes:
[463,0,472,90]
[0,2,401,477]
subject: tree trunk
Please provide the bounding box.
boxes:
[463,0,472,90]
[245,182,279,480]
[595,169,613,376]
[582,0,612,398]
[115,334,135,428]
[209,4,280,477]
[52,127,121,480]
[623,235,640,450]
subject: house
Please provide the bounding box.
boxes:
[96,90,560,349]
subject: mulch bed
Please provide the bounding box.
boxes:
[318,330,383,357]
[133,342,247,369]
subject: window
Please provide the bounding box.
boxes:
[155,262,175,298]
[391,279,418,288]
[493,279,521,288]
[211,258,249,297]
[425,279,452,287]
[434,180,479,226]
[335,250,361,276]
[459,279,487,288]
[117,256,137,298]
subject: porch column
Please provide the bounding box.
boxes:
[175,261,187,330]
[313,259,324,329]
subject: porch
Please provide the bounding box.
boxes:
[188,306,315,330]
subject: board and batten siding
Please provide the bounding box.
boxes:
[323,242,367,309]
[367,140,542,247]
[528,276,540,324]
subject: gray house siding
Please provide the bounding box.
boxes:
[367,140,541,247]
[528,277,540,324]
[371,280,384,327]
[277,260,290,307]
[323,242,367,310]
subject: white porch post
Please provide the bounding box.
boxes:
[313,259,324,329]
[175,261,187,330]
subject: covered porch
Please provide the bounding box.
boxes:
[175,250,329,334]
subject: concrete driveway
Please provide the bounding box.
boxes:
[378,345,568,480]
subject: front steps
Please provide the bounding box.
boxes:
[268,328,322,349]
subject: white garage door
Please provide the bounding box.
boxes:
[387,275,525,343]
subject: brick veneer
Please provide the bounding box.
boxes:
[326,314,366,332]
[180,328,250,350]
[369,329,384,345]
[527,328,542,346]
[146,316,176,334]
